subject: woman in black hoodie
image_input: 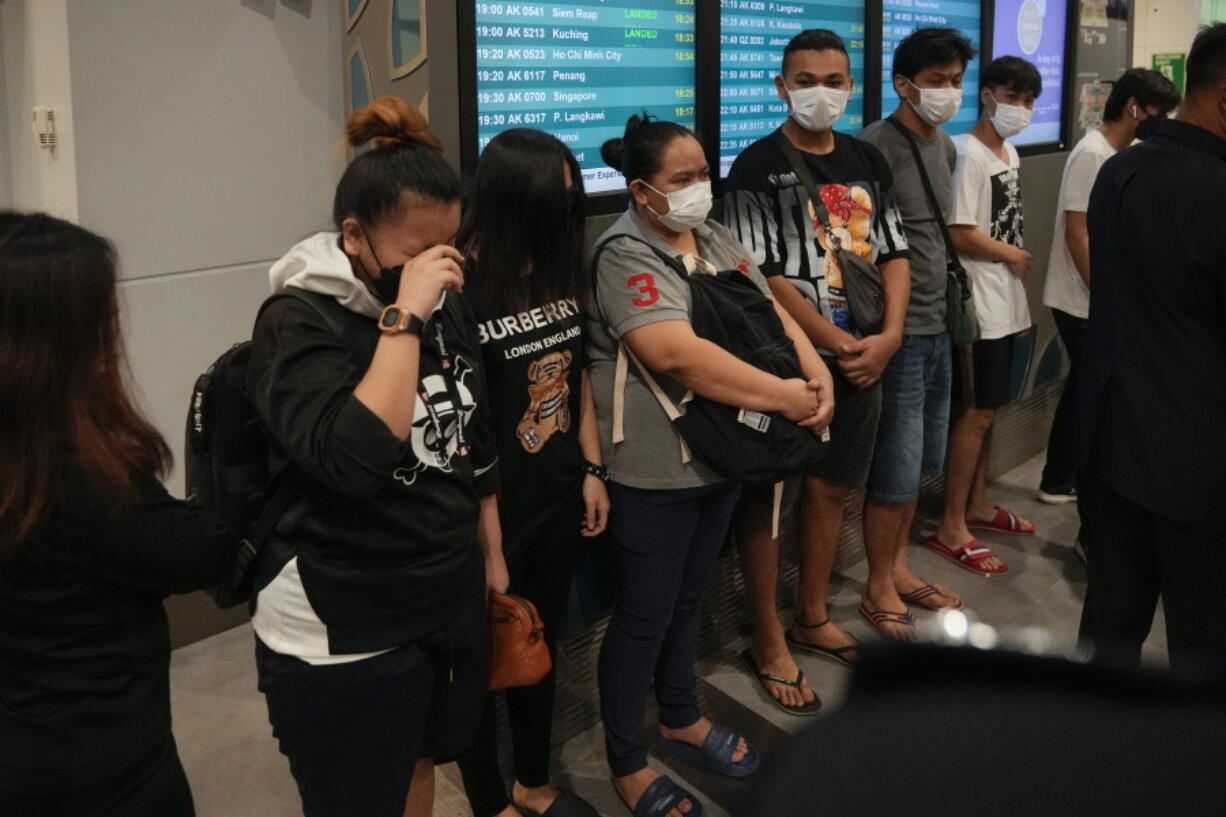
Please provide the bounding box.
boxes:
[247,98,505,817]
[0,212,240,817]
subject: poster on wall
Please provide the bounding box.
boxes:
[881,0,982,136]
[718,0,867,176]
[992,0,1069,146]
[473,1,698,194]
[1072,0,1129,143]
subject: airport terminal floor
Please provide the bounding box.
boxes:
[170,453,1164,817]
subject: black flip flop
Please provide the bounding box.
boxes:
[740,648,822,716]
[784,617,860,667]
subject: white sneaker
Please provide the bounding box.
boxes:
[1036,488,1077,505]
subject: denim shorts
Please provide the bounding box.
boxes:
[867,333,953,503]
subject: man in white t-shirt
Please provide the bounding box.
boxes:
[928,56,1041,577]
[1037,68,1181,507]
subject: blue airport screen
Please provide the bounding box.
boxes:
[992,0,1068,145]
[719,0,867,177]
[881,1,982,136]
[474,2,698,194]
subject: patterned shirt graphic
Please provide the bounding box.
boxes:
[722,129,910,342]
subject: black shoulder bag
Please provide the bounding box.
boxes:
[885,117,979,346]
[774,130,885,335]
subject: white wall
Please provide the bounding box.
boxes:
[1,0,79,219]
[1133,0,1203,69]
[54,0,346,494]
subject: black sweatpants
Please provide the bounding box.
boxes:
[458,492,587,817]
[256,581,488,817]
[1041,309,1086,493]
[1078,472,1226,678]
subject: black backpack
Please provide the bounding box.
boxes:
[185,287,360,608]
[591,234,828,486]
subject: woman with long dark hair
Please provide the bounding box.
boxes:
[0,212,240,816]
[247,98,504,817]
[454,128,607,817]
[589,116,834,817]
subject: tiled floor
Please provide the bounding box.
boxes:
[169,454,1167,817]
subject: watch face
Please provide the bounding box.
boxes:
[380,307,401,329]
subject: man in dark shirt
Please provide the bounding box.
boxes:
[1078,22,1226,676]
[724,29,911,712]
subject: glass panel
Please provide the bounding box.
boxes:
[350,50,372,154]
[392,0,423,69]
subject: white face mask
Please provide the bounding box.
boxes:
[642,180,712,232]
[905,79,962,126]
[988,97,1032,138]
[787,85,850,133]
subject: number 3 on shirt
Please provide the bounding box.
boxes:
[627,273,660,307]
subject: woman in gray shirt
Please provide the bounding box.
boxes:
[588,114,832,817]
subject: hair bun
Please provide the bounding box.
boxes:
[347,96,442,152]
[599,136,626,172]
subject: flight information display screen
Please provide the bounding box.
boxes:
[881,1,982,136]
[719,0,867,176]
[473,1,698,194]
[992,0,1068,145]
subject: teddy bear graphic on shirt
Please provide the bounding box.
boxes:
[516,349,573,453]
[808,183,874,290]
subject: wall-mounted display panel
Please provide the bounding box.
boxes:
[472,1,698,194]
[881,1,983,136]
[991,0,1069,146]
[718,0,867,176]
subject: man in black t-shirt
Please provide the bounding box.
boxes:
[724,29,912,714]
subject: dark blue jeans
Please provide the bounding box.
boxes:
[598,481,741,777]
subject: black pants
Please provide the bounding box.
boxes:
[0,735,193,817]
[1078,472,1226,678]
[256,582,488,817]
[1041,310,1086,492]
[598,481,741,777]
[459,494,586,817]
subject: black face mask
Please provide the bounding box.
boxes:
[370,262,405,306]
[355,225,405,305]
[1136,112,1166,141]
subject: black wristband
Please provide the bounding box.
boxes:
[582,460,609,482]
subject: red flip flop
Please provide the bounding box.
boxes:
[967,506,1035,536]
[925,537,1010,576]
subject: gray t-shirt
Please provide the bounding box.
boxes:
[586,207,772,490]
[857,118,956,335]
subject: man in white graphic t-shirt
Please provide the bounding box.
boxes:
[928,56,1041,577]
[1037,69,1180,511]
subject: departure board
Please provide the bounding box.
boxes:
[881,1,982,136]
[474,2,698,194]
[719,0,867,176]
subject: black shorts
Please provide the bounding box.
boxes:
[256,581,488,817]
[955,330,1031,410]
[807,369,882,488]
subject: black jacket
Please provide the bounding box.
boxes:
[247,289,499,654]
[0,472,238,795]
[1078,119,1226,531]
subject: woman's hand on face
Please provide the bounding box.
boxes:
[396,245,466,319]
[778,377,821,423]
[580,474,611,538]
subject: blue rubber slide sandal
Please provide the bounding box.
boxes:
[625,774,704,817]
[657,724,760,778]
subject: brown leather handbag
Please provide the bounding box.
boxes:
[488,592,552,691]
